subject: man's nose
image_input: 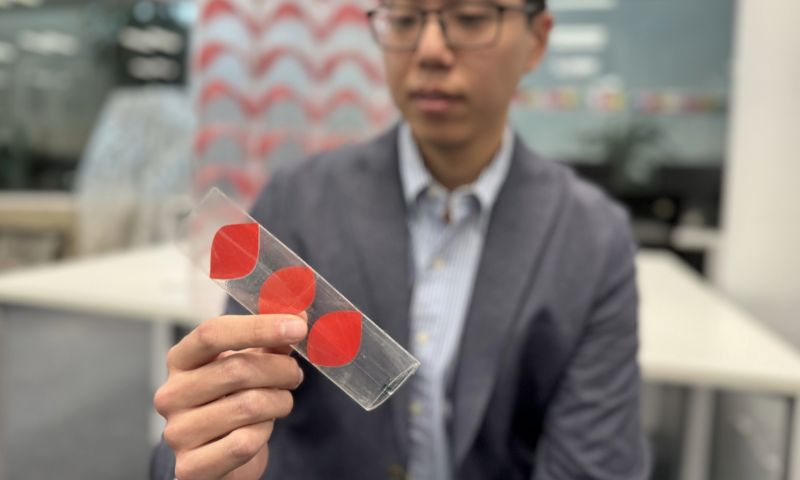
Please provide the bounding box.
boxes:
[416,14,454,63]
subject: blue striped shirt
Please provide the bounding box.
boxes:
[399,123,514,480]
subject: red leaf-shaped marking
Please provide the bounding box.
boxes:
[259,266,316,315]
[209,223,259,280]
[307,311,362,367]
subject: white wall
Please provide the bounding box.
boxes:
[712,0,800,479]
[715,0,800,339]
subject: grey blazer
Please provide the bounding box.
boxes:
[152,126,650,479]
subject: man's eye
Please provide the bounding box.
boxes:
[388,14,419,30]
[454,13,492,28]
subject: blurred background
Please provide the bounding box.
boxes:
[0,0,798,479]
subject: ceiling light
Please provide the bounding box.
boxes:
[551,0,618,11]
[550,25,608,52]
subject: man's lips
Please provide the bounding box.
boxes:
[409,89,465,114]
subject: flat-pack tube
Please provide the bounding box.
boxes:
[178,187,420,411]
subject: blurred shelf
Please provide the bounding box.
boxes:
[0,191,77,258]
[0,191,76,231]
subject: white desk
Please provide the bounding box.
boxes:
[637,251,800,480]
[1,246,799,479]
[0,244,222,325]
[639,250,800,395]
[0,243,224,474]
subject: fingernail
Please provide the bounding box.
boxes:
[295,365,304,388]
[281,319,307,342]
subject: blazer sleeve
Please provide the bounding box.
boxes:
[532,219,651,479]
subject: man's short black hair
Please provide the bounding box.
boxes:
[524,0,547,23]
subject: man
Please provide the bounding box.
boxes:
[152,0,651,478]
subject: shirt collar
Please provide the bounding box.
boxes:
[398,123,514,213]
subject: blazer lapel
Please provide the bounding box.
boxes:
[337,126,414,462]
[451,138,565,464]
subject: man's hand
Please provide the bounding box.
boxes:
[154,314,307,480]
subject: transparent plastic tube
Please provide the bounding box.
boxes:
[178,187,420,411]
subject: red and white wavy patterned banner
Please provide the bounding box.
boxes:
[192,0,394,205]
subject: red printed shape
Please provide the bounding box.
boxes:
[307,311,362,367]
[210,223,260,280]
[259,266,316,315]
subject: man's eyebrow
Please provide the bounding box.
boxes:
[378,0,475,7]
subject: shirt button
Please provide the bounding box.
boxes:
[427,185,446,200]
[431,257,445,270]
[416,330,430,346]
[409,401,423,417]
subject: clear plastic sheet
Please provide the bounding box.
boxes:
[178,187,419,410]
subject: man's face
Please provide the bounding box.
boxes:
[379,0,552,149]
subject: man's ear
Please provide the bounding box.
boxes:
[525,11,553,72]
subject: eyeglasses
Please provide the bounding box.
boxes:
[366,1,543,51]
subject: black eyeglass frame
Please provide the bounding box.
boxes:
[366,1,545,52]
